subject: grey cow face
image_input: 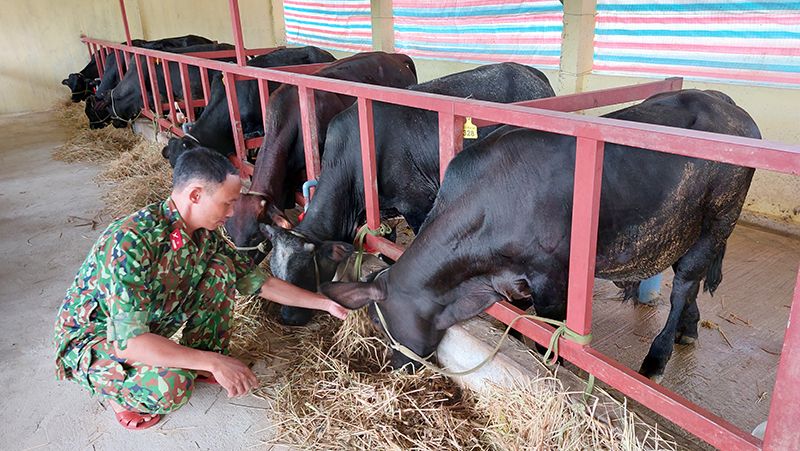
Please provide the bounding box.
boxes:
[266,225,319,293]
[264,225,354,293]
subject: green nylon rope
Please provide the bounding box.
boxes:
[352,222,393,280]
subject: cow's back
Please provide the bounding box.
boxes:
[430,89,760,282]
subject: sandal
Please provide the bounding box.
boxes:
[115,409,161,430]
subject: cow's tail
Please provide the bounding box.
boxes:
[703,244,726,295]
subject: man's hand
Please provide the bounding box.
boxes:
[207,353,259,398]
[257,276,351,320]
[112,333,259,398]
[326,300,349,320]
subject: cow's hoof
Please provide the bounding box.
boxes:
[674,331,697,345]
[639,357,665,383]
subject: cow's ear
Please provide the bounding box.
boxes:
[267,205,292,229]
[320,280,385,309]
[433,289,503,331]
[319,241,354,263]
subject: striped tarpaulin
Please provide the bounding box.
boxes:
[594,0,800,88]
[284,0,373,53]
[394,0,563,68]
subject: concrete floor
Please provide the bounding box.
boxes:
[0,111,290,451]
[3,110,796,450]
[585,223,797,440]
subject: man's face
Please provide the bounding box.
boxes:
[195,174,242,231]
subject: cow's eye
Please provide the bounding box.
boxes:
[183,142,188,148]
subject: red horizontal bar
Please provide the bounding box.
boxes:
[471,78,683,127]
[364,235,405,262]
[272,62,330,75]
[485,301,762,451]
[245,46,284,56]
[244,137,263,149]
[82,38,797,177]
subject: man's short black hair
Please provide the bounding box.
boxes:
[173,147,239,192]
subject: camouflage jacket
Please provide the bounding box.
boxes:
[54,198,267,380]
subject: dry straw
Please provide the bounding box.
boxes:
[51,98,143,165]
[51,95,680,451]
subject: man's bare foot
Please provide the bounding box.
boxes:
[108,399,160,430]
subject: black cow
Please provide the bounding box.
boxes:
[318,89,760,381]
[92,43,237,129]
[64,35,213,103]
[263,62,555,326]
[224,51,419,267]
[161,46,336,166]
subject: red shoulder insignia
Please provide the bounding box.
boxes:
[170,229,184,251]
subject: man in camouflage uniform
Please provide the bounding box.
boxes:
[55,147,349,430]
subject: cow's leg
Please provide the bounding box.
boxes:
[640,238,720,382]
[675,298,700,345]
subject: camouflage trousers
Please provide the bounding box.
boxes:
[70,255,237,414]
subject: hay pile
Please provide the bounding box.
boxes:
[51,95,679,451]
[243,306,678,451]
[51,98,143,164]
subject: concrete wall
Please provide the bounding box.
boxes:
[0,0,280,115]
[2,0,798,231]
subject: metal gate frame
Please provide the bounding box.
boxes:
[77,1,800,449]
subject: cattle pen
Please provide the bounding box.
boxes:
[66,1,800,450]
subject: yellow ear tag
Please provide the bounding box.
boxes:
[222,76,226,86]
[156,58,160,64]
[463,117,478,139]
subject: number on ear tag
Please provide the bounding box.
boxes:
[463,117,478,139]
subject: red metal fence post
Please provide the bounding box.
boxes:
[200,67,211,105]
[178,62,194,122]
[566,137,605,336]
[146,56,160,123]
[438,112,465,182]
[358,97,380,230]
[92,43,104,79]
[114,49,125,81]
[134,54,150,114]
[223,72,249,175]
[118,0,133,46]
[161,61,178,126]
[258,78,270,133]
[298,86,321,185]
[228,0,247,66]
[762,264,800,450]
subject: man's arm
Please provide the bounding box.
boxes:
[112,333,257,398]
[257,277,349,320]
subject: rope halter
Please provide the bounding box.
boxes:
[353,222,393,280]
[371,267,595,399]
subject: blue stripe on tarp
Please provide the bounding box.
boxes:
[597,2,800,13]
[396,24,562,34]
[596,28,800,40]
[285,17,372,30]
[394,4,563,18]
[594,52,800,73]
[284,6,370,16]
[286,32,372,46]
[397,42,561,56]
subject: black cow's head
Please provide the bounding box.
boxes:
[265,224,352,326]
[320,269,447,372]
[63,73,92,103]
[84,96,111,129]
[163,136,203,168]
[320,260,521,372]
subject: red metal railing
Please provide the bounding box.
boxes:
[78,1,800,449]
